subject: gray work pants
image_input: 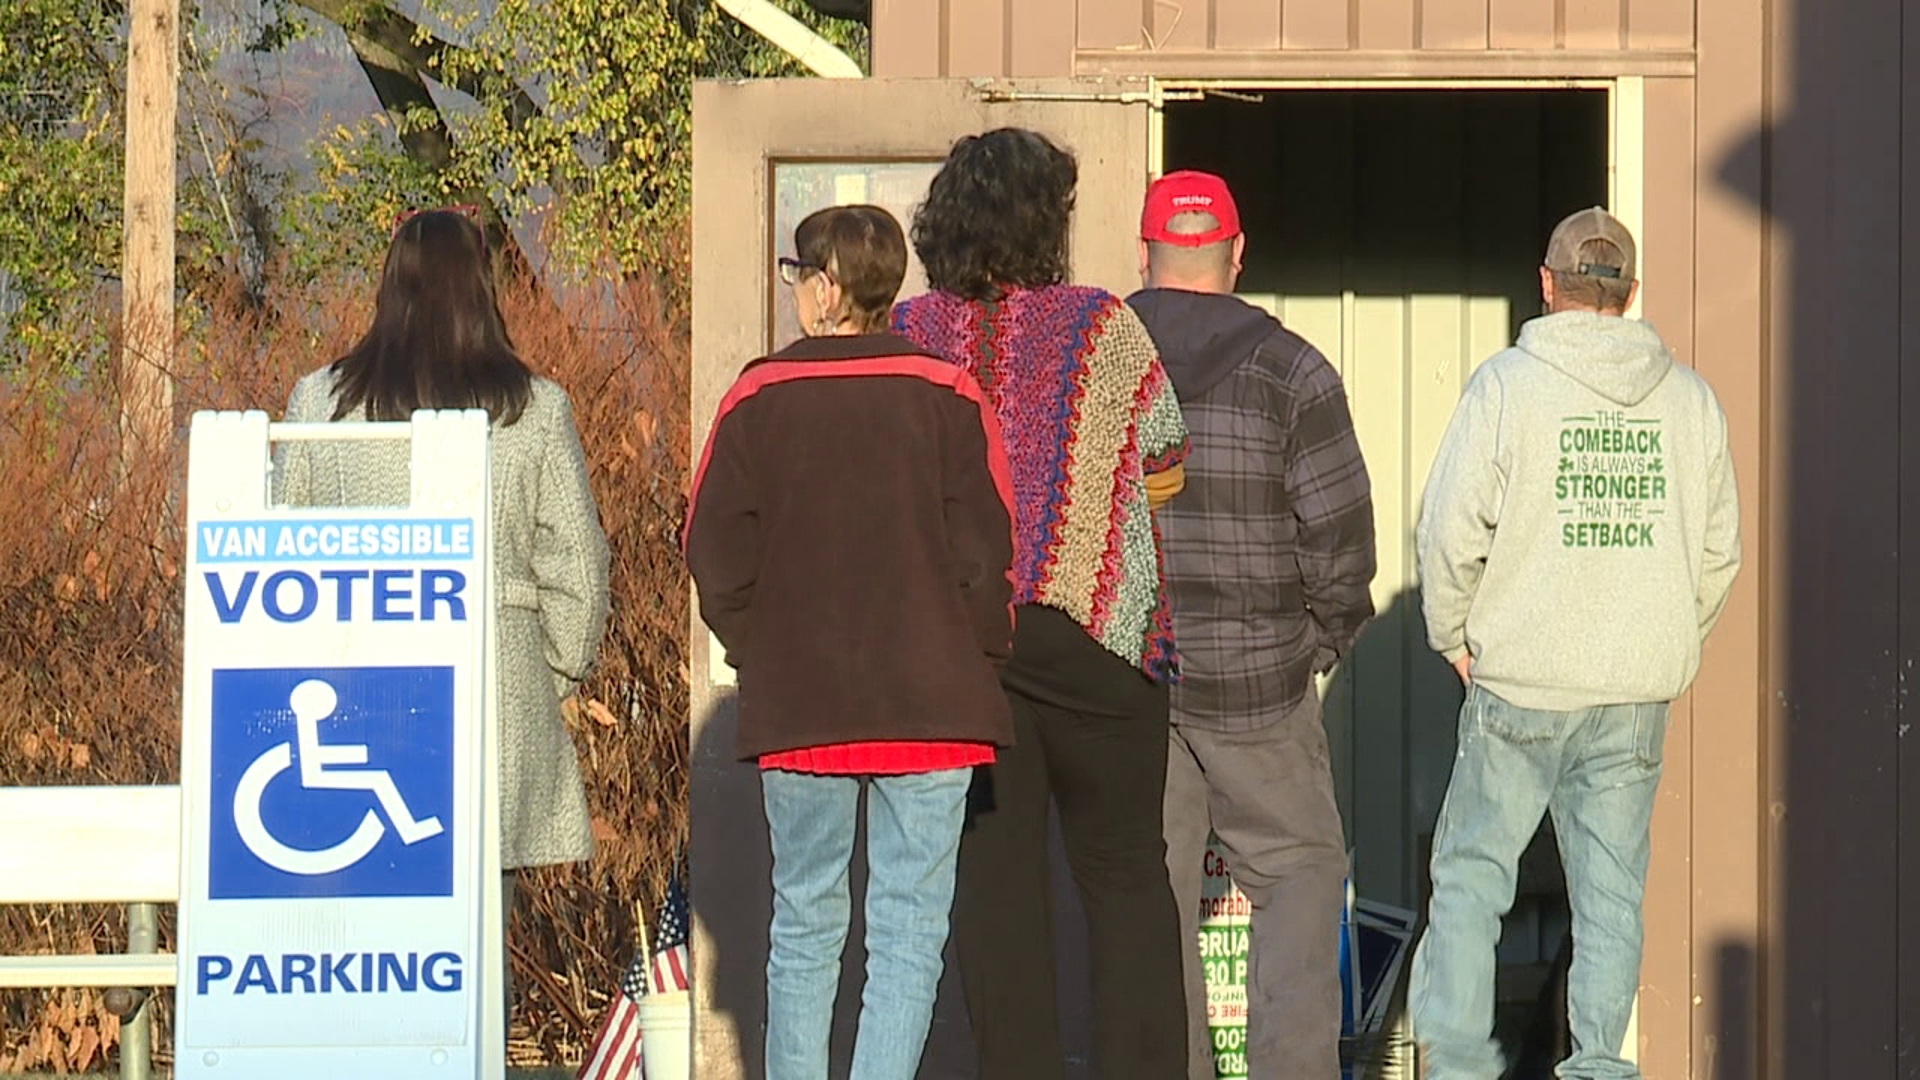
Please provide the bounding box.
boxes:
[1164,692,1349,1080]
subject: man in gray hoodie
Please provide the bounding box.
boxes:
[1128,171,1377,1080]
[1410,208,1742,1080]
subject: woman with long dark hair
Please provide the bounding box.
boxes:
[275,209,611,1021]
[892,128,1192,1080]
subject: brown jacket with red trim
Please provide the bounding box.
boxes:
[684,333,1017,760]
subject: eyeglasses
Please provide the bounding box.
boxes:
[777,256,827,286]
[393,204,487,250]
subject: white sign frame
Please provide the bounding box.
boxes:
[175,409,505,1080]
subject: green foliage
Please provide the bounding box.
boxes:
[0,0,123,133]
[0,0,124,360]
[0,0,279,362]
[245,0,313,53]
[0,0,870,362]
[407,0,867,276]
[0,129,120,361]
[273,114,443,282]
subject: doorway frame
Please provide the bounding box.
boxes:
[1146,76,1645,313]
[1140,74,1655,1072]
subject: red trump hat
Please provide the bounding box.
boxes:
[1141,170,1241,246]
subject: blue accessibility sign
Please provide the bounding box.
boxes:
[208,667,456,900]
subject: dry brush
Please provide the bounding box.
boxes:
[0,265,691,1071]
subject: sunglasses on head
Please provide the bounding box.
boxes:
[777,256,829,286]
[393,204,487,250]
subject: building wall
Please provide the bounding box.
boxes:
[851,0,1920,1072]
[1642,18,1765,1068]
[855,4,1746,1073]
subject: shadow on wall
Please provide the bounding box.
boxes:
[1712,940,1757,1080]
[691,589,1571,1078]
[1320,586,1467,907]
[1707,0,1916,1072]
[689,691,1098,1080]
[1328,587,1581,1076]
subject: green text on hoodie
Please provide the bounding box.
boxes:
[1416,311,1742,711]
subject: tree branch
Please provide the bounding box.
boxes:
[291,0,545,277]
[291,0,541,137]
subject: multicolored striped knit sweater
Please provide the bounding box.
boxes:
[894,284,1190,682]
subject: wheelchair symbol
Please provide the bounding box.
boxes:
[232,678,445,876]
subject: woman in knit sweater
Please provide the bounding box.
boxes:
[892,128,1192,1080]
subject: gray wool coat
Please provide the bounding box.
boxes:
[275,368,612,870]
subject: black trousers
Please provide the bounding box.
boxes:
[951,608,1188,1080]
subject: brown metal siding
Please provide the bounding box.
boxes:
[872,0,1081,76]
[1213,0,1282,49]
[1083,0,1696,54]
[1145,0,1691,52]
[1284,0,1353,49]
[877,0,1695,75]
[1075,0,1136,49]
[1625,0,1691,49]
[1687,0,1769,1074]
[1356,0,1416,49]
[1150,0,1207,49]
[1011,1,1079,73]
[1419,0,1490,49]
[1487,0,1555,47]
[872,0,943,74]
[946,0,1006,75]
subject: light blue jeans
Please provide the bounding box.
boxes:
[1410,685,1669,1080]
[762,767,971,1080]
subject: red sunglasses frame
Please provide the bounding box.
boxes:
[392,204,487,251]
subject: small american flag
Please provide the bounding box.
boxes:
[577,876,693,1080]
[649,876,692,994]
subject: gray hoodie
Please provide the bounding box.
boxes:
[1416,311,1742,710]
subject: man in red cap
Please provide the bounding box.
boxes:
[1128,170,1378,1080]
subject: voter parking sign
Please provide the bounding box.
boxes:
[176,410,504,1080]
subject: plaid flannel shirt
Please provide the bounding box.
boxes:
[1156,324,1377,731]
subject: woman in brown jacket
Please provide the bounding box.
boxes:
[685,204,1015,1080]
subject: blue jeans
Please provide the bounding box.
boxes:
[762,767,971,1080]
[1410,686,1668,1080]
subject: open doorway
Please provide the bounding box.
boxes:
[1160,88,1611,1074]
[1163,89,1609,340]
